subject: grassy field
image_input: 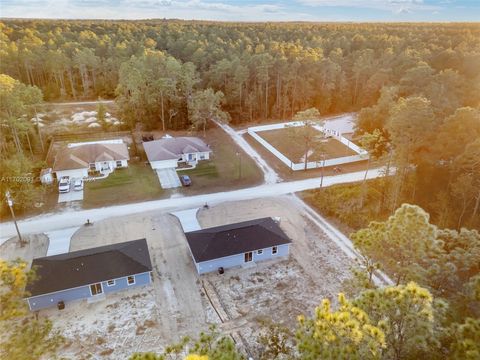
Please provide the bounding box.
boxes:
[259,128,357,162]
[177,127,262,193]
[83,162,163,208]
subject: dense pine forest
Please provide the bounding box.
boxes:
[1,21,479,124]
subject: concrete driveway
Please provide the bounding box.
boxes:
[58,187,84,203]
[171,208,201,232]
[46,227,80,255]
[156,168,182,189]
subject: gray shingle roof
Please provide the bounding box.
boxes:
[26,239,152,297]
[143,137,211,162]
[185,218,292,263]
[53,143,129,171]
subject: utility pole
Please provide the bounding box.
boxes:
[5,191,25,247]
[236,152,242,180]
[320,154,325,188]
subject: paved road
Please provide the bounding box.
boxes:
[0,168,383,243]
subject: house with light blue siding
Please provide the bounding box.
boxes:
[185,218,292,274]
[25,239,152,311]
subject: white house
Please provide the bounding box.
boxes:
[143,137,211,170]
[53,140,129,180]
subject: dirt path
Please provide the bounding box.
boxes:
[70,212,207,345]
[213,119,280,184]
[147,214,206,341]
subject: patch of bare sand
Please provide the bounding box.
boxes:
[52,212,213,359]
[0,234,49,265]
[43,196,354,359]
[198,196,354,355]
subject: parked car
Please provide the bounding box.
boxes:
[58,176,70,193]
[180,175,192,186]
[73,178,83,191]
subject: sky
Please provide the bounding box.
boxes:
[0,0,479,22]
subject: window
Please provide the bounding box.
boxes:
[257,249,263,255]
[89,163,96,170]
[116,160,122,167]
[272,246,278,255]
[90,283,103,295]
[244,252,253,263]
[200,154,205,160]
[127,276,135,285]
[107,279,115,287]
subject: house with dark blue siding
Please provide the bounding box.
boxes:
[25,239,152,311]
[185,217,292,274]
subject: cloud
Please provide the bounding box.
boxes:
[297,0,441,13]
[0,0,294,21]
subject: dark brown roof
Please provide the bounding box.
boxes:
[185,218,291,263]
[143,137,211,162]
[53,143,129,171]
[26,239,152,297]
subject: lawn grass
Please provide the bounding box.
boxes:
[176,127,262,192]
[83,162,163,208]
[178,161,219,179]
[259,128,357,162]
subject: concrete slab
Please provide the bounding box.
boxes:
[171,208,201,232]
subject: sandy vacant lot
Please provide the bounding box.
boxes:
[199,197,354,353]
[34,196,353,359]
[0,234,49,265]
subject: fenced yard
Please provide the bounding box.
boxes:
[247,120,368,171]
[259,128,357,162]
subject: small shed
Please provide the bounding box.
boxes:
[40,168,54,184]
[185,217,292,274]
[25,239,152,311]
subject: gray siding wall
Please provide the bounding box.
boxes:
[196,244,289,274]
[27,272,152,311]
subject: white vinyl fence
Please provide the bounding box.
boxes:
[247,120,368,171]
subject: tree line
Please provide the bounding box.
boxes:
[1,20,479,128]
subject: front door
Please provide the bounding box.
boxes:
[244,251,253,263]
[90,283,103,296]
